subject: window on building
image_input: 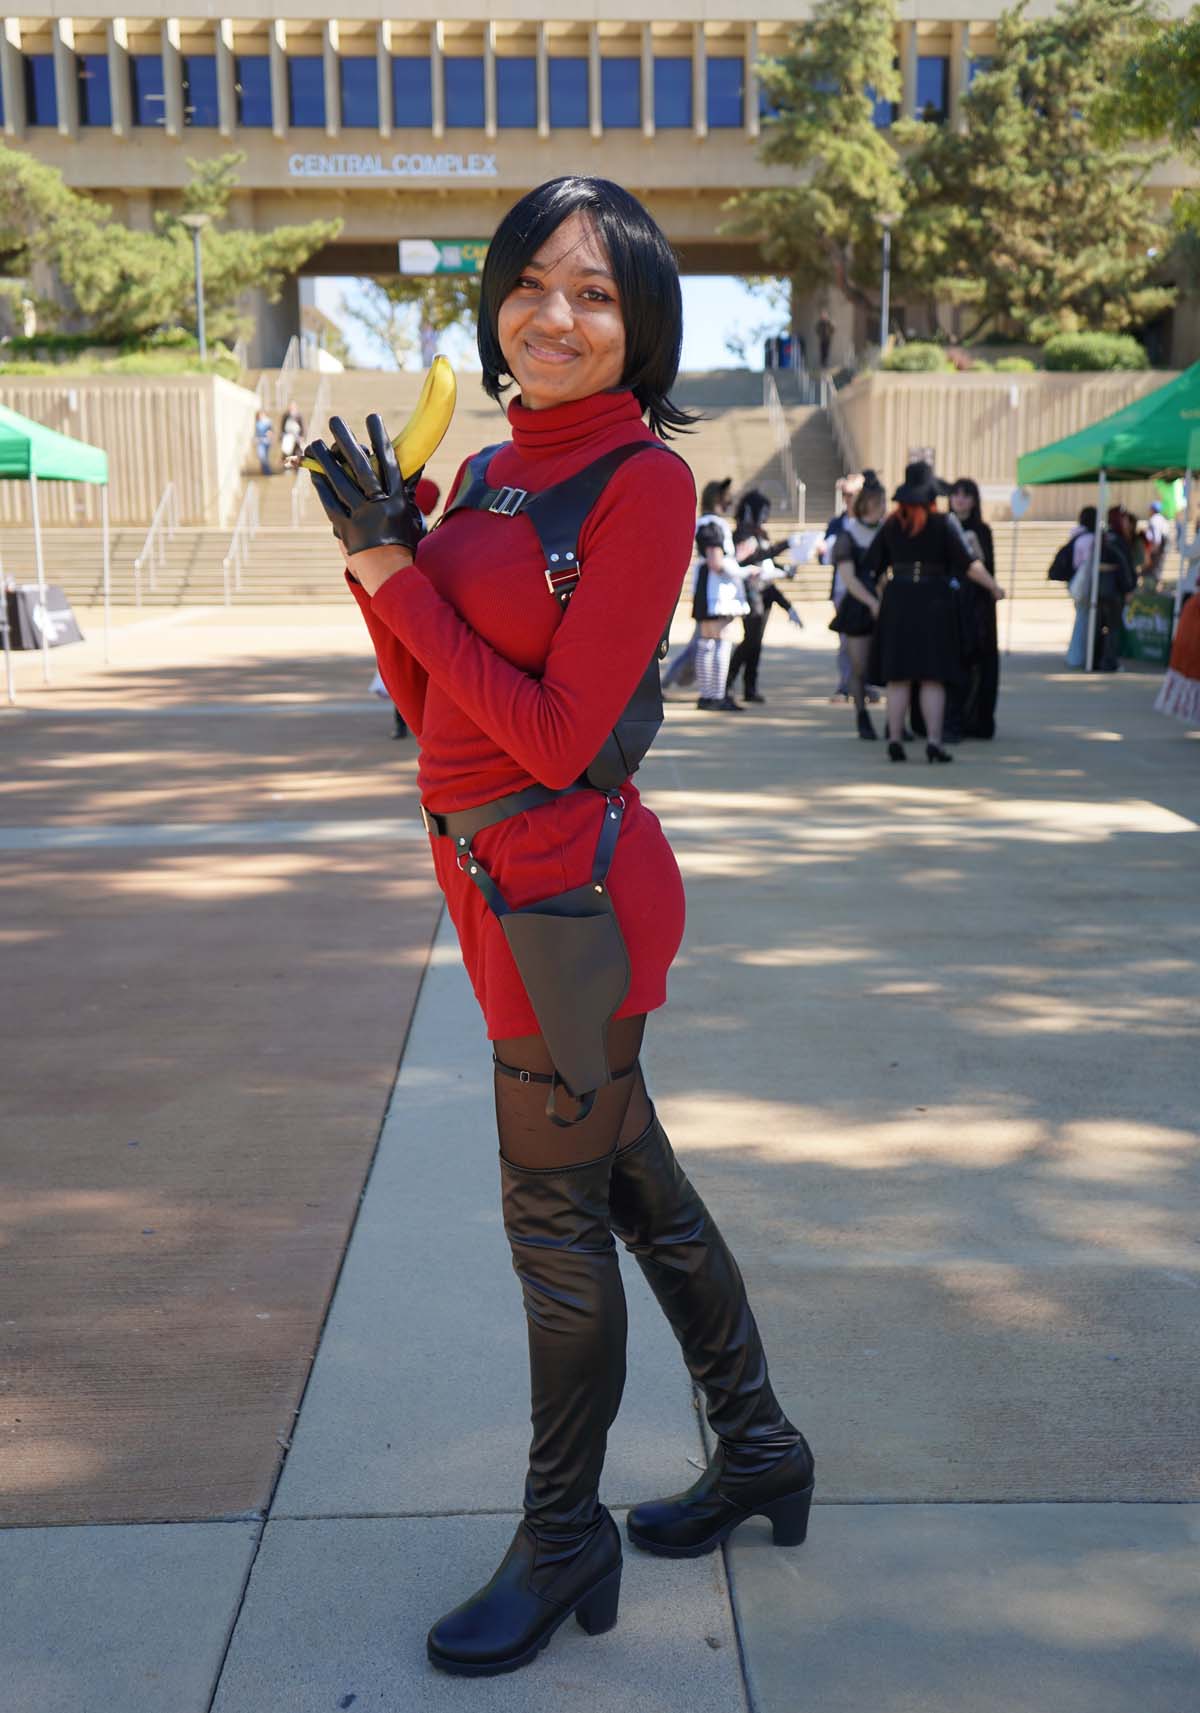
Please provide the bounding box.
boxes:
[393,56,432,127]
[916,54,948,123]
[235,54,271,127]
[601,57,639,128]
[867,84,896,128]
[78,53,112,125]
[340,54,378,128]
[707,58,742,128]
[24,53,58,126]
[288,55,325,127]
[183,53,218,126]
[444,55,484,127]
[131,53,165,126]
[653,57,691,128]
[548,56,587,127]
[497,55,536,128]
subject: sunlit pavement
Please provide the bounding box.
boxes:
[2,601,1197,1710]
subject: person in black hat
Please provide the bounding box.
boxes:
[862,461,1004,763]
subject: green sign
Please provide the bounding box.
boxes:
[1120,588,1175,665]
[398,239,489,275]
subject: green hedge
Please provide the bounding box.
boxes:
[880,342,954,373]
[1041,332,1149,372]
[0,346,240,381]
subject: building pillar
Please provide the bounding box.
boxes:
[53,19,80,138]
[640,24,654,140]
[588,25,601,141]
[125,189,154,231]
[216,18,236,137]
[323,20,339,138]
[376,21,392,137]
[431,22,445,140]
[1,18,27,138]
[744,22,759,140]
[483,21,497,139]
[692,23,707,140]
[162,19,183,138]
[535,22,549,139]
[949,21,970,131]
[107,18,131,136]
[900,22,917,120]
[269,19,287,139]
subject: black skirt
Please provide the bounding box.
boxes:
[869,575,964,685]
[829,593,875,637]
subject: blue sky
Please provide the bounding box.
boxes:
[312,274,782,373]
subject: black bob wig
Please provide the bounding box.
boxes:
[477,176,698,440]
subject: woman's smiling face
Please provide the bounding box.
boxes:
[497,211,627,410]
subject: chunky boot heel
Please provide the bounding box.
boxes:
[762,1481,814,1547]
[576,1565,622,1635]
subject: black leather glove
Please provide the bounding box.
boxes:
[305,413,425,558]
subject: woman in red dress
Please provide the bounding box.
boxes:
[306,177,814,1678]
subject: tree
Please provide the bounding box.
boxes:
[341,274,481,369]
[1098,10,1200,238]
[901,0,1175,342]
[0,145,339,347]
[723,0,908,319]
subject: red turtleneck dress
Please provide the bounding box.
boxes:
[346,387,696,1040]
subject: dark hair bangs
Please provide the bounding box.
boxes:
[477,176,699,439]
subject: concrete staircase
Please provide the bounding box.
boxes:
[5,519,1081,611]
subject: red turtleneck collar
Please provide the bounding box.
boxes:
[506,388,644,459]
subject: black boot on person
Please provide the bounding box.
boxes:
[427,1150,626,1676]
[609,1114,814,1558]
[857,708,877,740]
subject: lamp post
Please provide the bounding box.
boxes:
[878,212,896,358]
[179,212,211,361]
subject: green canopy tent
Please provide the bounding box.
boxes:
[1016,362,1200,669]
[0,403,111,698]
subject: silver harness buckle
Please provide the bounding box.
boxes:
[489,485,528,517]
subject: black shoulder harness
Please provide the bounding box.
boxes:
[437,437,682,791]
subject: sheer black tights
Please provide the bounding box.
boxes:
[493,1014,654,1169]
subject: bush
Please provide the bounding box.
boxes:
[0,346,240,382]
[881,342,954,372]
[992,356,1037,373]
[1041,332,1149,371]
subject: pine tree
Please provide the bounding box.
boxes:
[724,0,906,318]
[0,146,339,348]
[902,0,1175,342]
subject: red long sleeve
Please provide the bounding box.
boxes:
[366,450,694,790]
[346,573,429,736]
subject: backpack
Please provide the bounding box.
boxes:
[1047,540,1076,582]
[440,439,683,791]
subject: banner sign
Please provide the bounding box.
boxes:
[399,239,489,275]
[288,152,497,180]
[1120,588,1174,666]
[4,584,84,650]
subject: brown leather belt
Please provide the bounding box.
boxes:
[420,781,589,846]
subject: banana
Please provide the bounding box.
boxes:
[299,355,457,480]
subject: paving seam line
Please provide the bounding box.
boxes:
[201,895,446,1713]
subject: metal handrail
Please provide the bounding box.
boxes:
[274,334,302,409]
[826,377,863,478]
[762,371,806,524]
[221,482,260,606]
[132,482,179,606]
[290,374,330,527]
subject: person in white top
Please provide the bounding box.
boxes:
[663,477,734,691]
[692,518,750,710]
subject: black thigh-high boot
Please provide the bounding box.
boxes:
[426,1150,626,1675]
[609,1112,815,1557]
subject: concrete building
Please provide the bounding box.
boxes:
[2,3,1197,365]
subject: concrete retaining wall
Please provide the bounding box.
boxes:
[0,375,259,528]
[831,370,1178,520]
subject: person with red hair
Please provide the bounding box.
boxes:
[864,462,1004,762]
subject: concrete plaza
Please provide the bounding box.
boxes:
[1,596,1196,1711]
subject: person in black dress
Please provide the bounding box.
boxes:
[829,471,887,739]
[947,478,999,740]
[727,490,803,704]
[865,462,1004,763]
